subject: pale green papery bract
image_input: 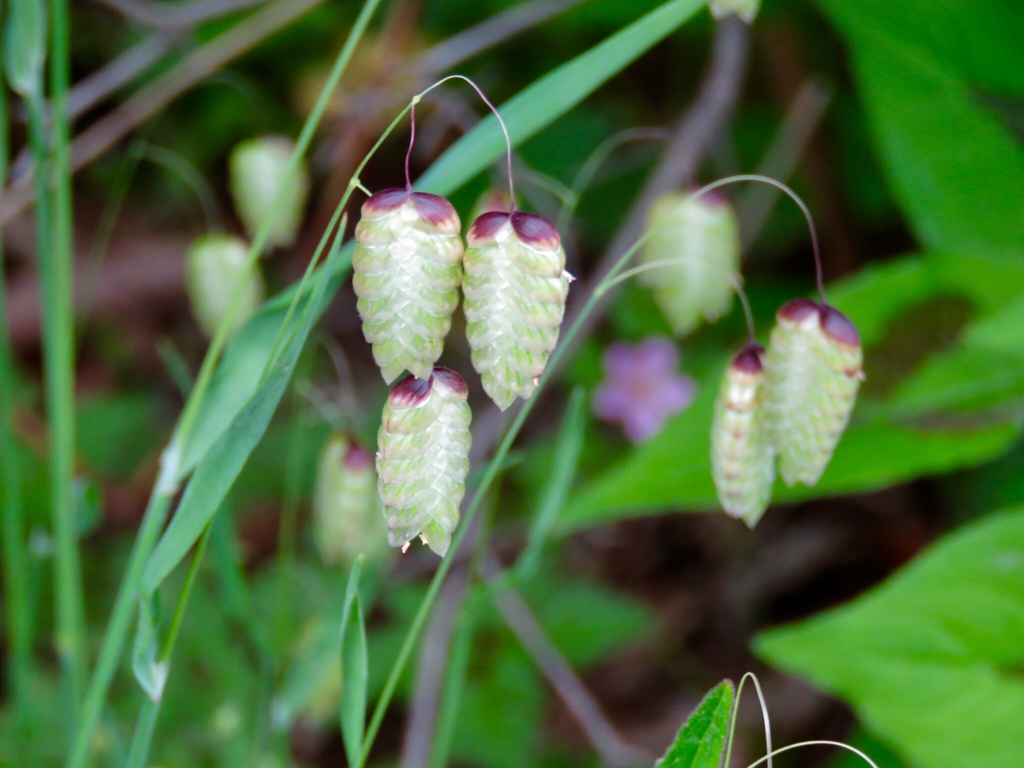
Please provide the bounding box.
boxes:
[463,211,569,410]
[376,367,472,557]
[184,234,266,340]
[711,344,775,527]
[763,299,863,486]
[229,135,310,250]
[313,434,387,566]
[640,191,740,337]
[709,0,761,23]
[353,189,464,382]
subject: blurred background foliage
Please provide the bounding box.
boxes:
[1,0,1023,767]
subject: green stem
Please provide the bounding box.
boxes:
[47,0,87,711]
[124,522,214,768]
[0,67,36,757]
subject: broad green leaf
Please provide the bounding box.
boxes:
[656,680,734,768]
[558,252,1024,531]
[756,508,1024,768]
[339,558,368,768]
[817,0,1024,252]
[178,0,706,477]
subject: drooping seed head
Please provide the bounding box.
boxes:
[711,343,775,526]
[463,211,569,410]
[352,189,464,382]
[184,234,266,340]
[229,136,310,249]
[376,367,472,557]
[313,434,388,566]
[640,190,741,337]
[763,300,863,486]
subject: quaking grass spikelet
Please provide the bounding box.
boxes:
[639,191,740,337]
[711,344,774,527]
[229,135,310,250]
[312,435,387,566]
[376,367,471,557]
[463,211,569,410]
[763,299,863,486]
[184,234,265,339]
[353,189,464,382]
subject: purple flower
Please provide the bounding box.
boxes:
[593,337,697,443]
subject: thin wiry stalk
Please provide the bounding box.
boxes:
[0,71,36,757]
[45,0,88,711]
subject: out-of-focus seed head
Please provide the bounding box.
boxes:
[184,234,265,340]
[763,300,863,486]
[353,189,464,383]
[313,434,388,567]
[640,190,741,337]
[711,343,775,527]
[463,211,569,410]
[229,136,310,250]
[376,367,472,557]
[709,0,761,23]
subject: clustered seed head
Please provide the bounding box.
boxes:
[763,299,863,486]
[376,367,472,557]
[313,434,387,566]
[352,189,464,383]
[641,191,740,337]
[463,211,570,410]
[229,135,310,250]
[710,344,775,527]
[184,234,266,340]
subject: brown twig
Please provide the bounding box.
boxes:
[485,556,655,767]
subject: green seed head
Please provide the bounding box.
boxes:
[353,189,464,383]
[463,211,569,410]
[376,367,472,557]
[640,191,740,337]
[184,234,265,340]
[313,434,388,566]
[711,344,775,527]
[763,299,863,486]
[229,136,310,250]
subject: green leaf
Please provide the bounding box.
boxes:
[655,680,734,768]
[756,507,1024,768]
[558,251,1024,531]
[817,0,1024,252]
[340,557,368,768]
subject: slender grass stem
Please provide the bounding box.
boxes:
[46,0,88,712]
[124,522,214,768]
[0,74,36,757]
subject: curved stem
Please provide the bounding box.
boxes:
[724,672,773,768]
[416,75,516,211]
[601,257,756,343]
[745,741,880,768]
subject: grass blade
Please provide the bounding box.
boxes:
[340,557,369,768]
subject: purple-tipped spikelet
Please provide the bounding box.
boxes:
[376,367,472,557]
[711,344,775,527]
[462,211,569,410]
[313,435,387,566]
[352,189,464,382]
[763,299,863,486]
[640,191,741,337]
[184,234,266,340]
[229,136,310,249]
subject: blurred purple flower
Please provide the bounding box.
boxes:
[593,337,697,443]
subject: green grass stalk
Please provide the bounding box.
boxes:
[43,0,88,711]
[0,67,36,755]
